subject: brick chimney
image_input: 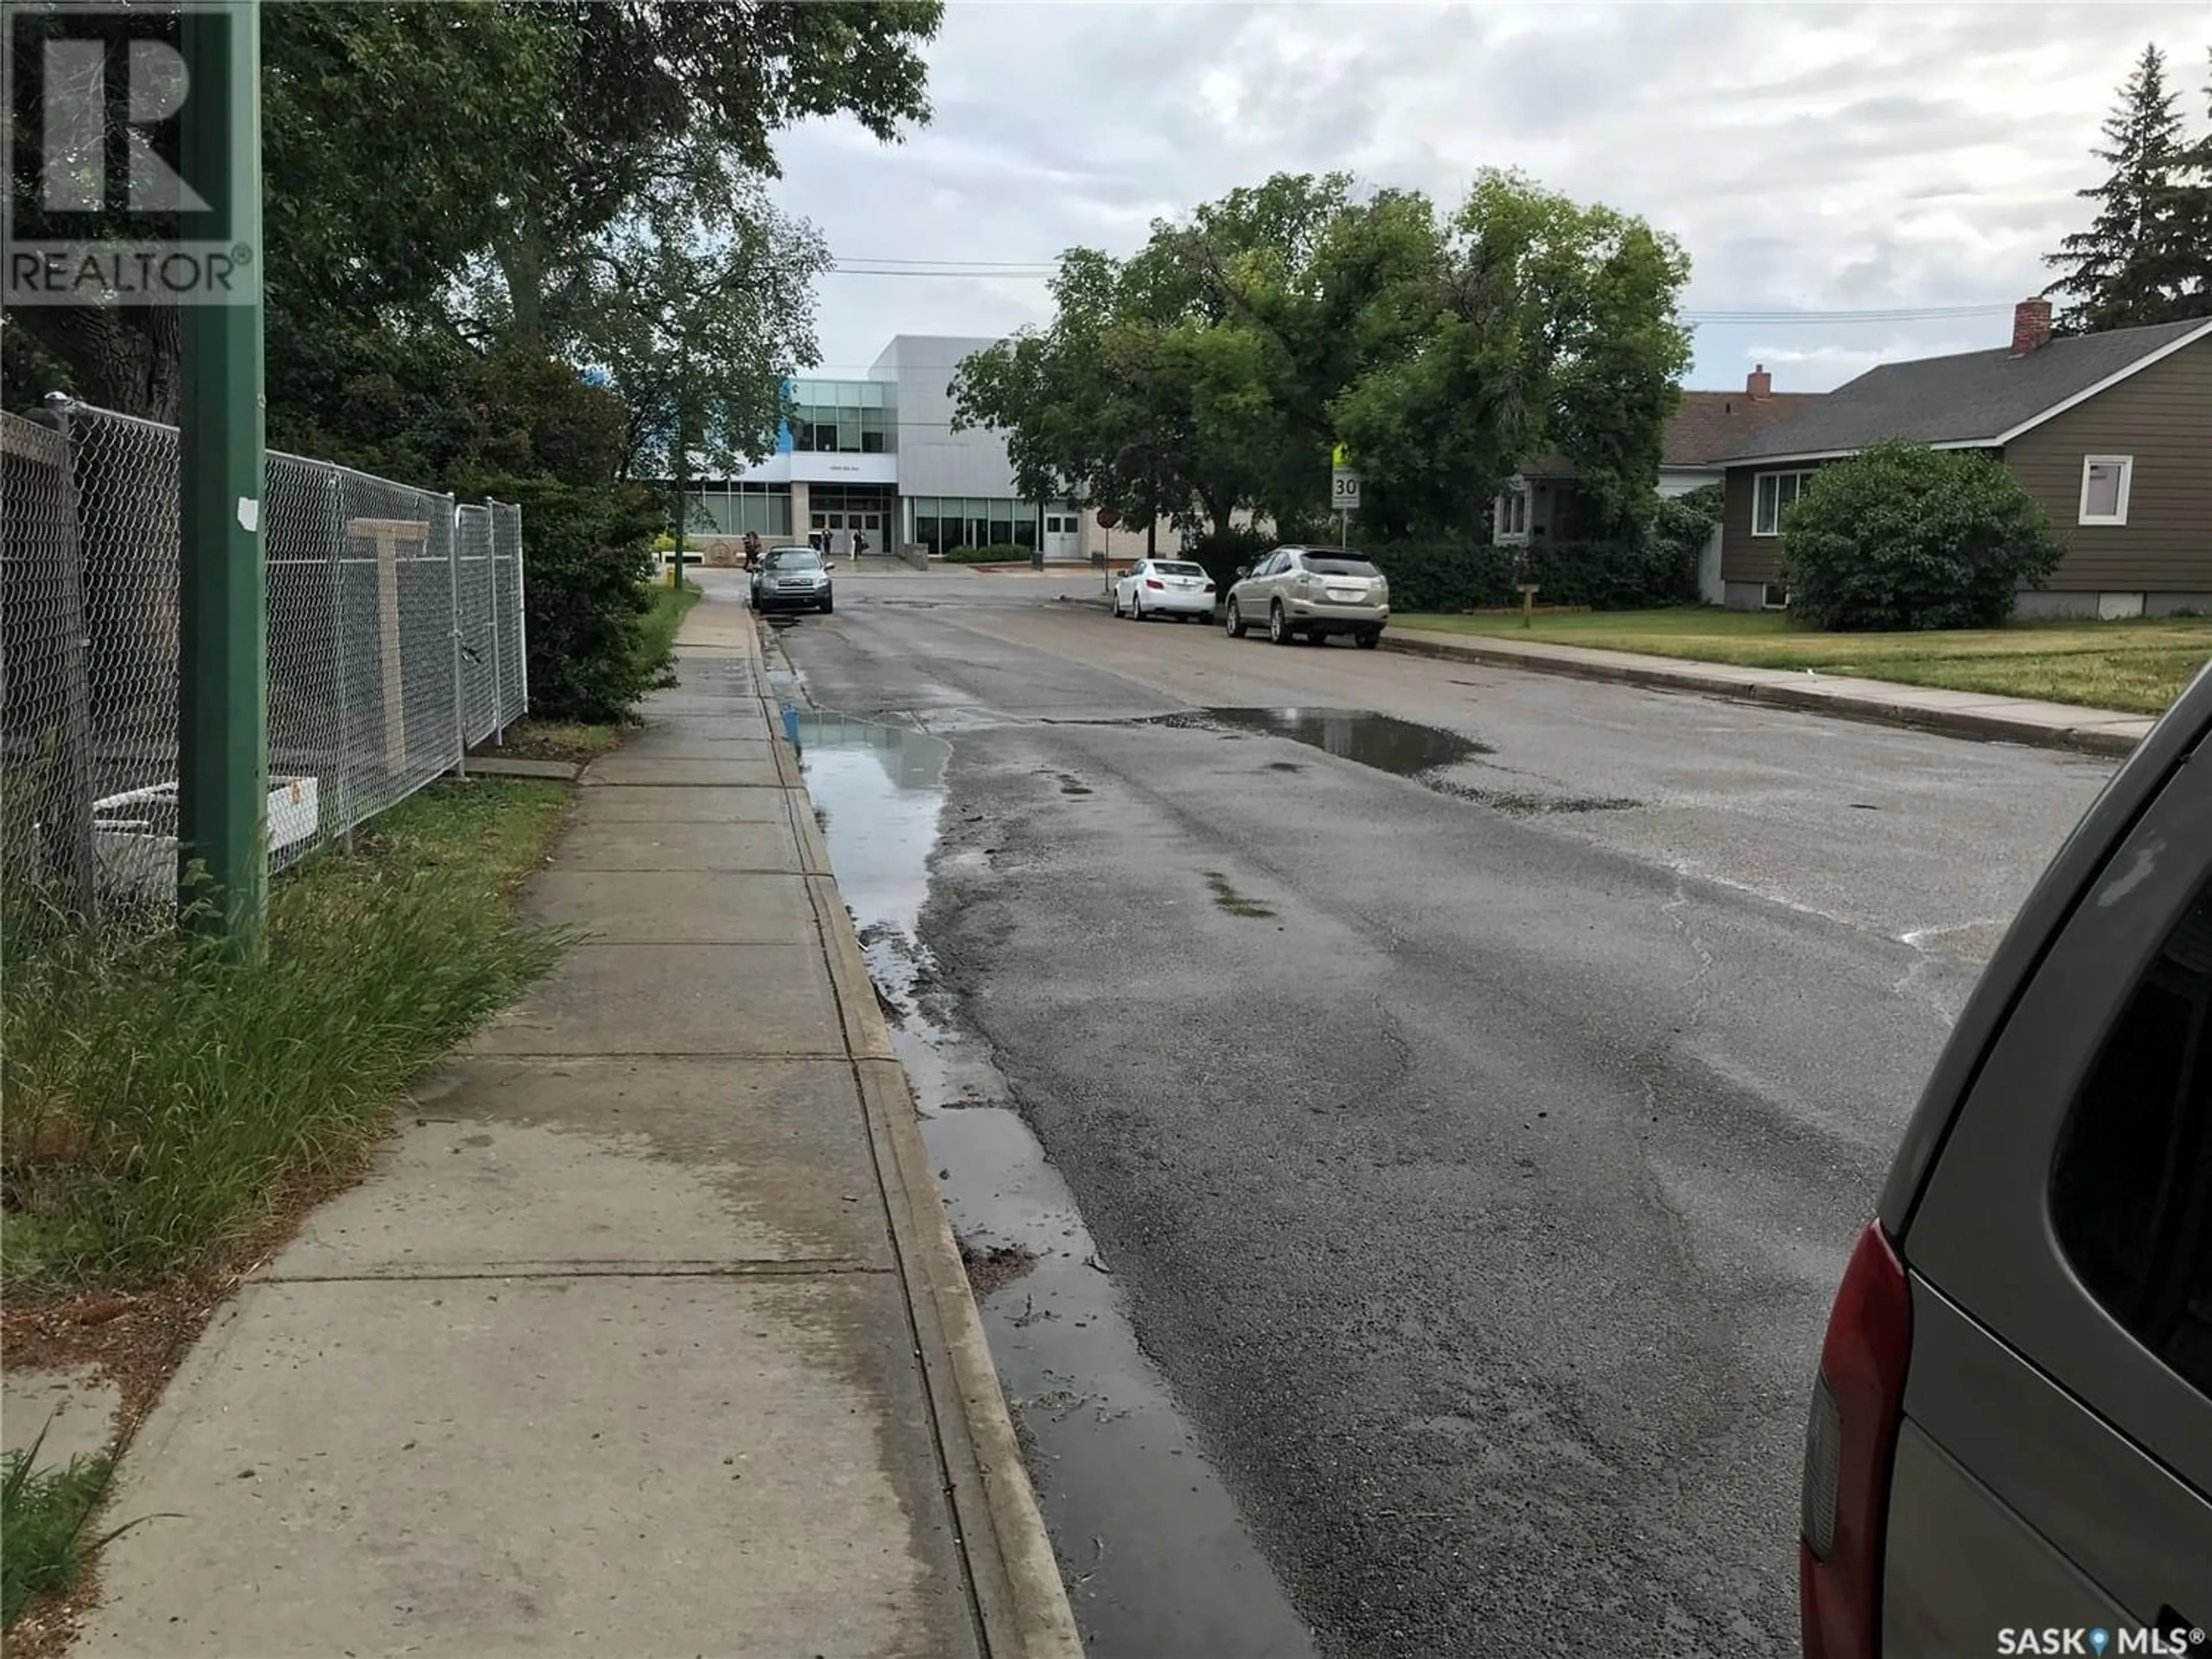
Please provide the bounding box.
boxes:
[1746,363,1772,399]
[2011,297,2053,356]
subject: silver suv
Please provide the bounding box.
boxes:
[749,546,834,615]
[1222,546,1389,647]
[1799,661,2212,1658]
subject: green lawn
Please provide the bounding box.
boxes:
[1391,608,2212,715]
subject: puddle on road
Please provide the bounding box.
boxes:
[1129,707,1646,816]
[795,713,1315,1659]
[1139,706,1491,774]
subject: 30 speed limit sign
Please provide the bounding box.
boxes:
[1331,467,1362,511]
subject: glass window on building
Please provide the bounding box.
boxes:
[908,497,1040,555]
[681,486,789,537]
[787,378,896,454]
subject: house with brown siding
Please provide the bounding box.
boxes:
[1709,301,2212,615]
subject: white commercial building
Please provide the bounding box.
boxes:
[681,335,1194,562]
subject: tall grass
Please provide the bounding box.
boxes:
[637,578,701,690]
[0,781,569,1292]
[2,1438,116,1631]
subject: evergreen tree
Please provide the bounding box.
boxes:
[2165,49,2212,320]
[2043,44,2192,332]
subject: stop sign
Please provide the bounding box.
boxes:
[1095,507,1122,530]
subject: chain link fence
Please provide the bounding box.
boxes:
[1,401,528,923]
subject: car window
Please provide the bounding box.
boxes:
[2049,874,2212,1397]
[1155,562,1204,577]
[1304,555,1381,578]
[1261,554,1286,576]
[766,549,822,569]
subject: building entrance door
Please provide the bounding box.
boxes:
[1042,511,1081,562]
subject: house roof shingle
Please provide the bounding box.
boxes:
[1662,390,1825,467]
[1711,317,2212,465]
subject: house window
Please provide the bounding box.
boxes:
[2078,455,2133,526]
[1494,486,1530,543]
[1752,470,1816,537]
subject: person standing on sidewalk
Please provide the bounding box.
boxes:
[850,528,866,566]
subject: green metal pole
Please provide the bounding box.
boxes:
[176,0,267,943]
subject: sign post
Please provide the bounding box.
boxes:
[1096,506,1120,594]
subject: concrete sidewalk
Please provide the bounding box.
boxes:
[1381,626,2158,756]
[78,596,1079,1658]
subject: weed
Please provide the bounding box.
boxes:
[1,1427,120,1633]
[0,780,570,1293]
[637,579,701,690]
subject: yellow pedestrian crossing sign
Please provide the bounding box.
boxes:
[1330,443,1349,468]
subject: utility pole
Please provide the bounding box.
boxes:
[669,334,688,591]
[176,0,267,945]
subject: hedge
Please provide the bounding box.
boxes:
[944,543,1033,564]
[1182,529,1700,614]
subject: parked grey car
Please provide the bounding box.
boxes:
[749,546,834,614]
[1221,546,1389,647]
[1798,660,2212,1658]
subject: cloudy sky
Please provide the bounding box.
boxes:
[767,1,2210,395]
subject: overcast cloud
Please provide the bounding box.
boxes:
[768,2,2211,393]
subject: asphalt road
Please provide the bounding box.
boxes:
[755,569,2118,1659]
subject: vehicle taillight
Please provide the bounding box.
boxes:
[1144,578,1164,589]
[1203,582,1216,593]
[1801,1221,1912,1659]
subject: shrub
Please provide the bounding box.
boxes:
[944,543,1033,564]
[475,474,662,722]
[1184,529,1274,593]
[1779,442,2066,631]
[1647,483,1723,597]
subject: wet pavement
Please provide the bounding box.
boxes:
[755,570,2119,1659]
[1131,708,1492,774]
[794,711,1316,1659]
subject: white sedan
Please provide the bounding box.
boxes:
[1112,558,1217,622]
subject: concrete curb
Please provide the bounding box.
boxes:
[768,635,1084,1659]
[1377,632,2146,757]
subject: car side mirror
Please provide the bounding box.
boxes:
[1235,566,1249,579]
